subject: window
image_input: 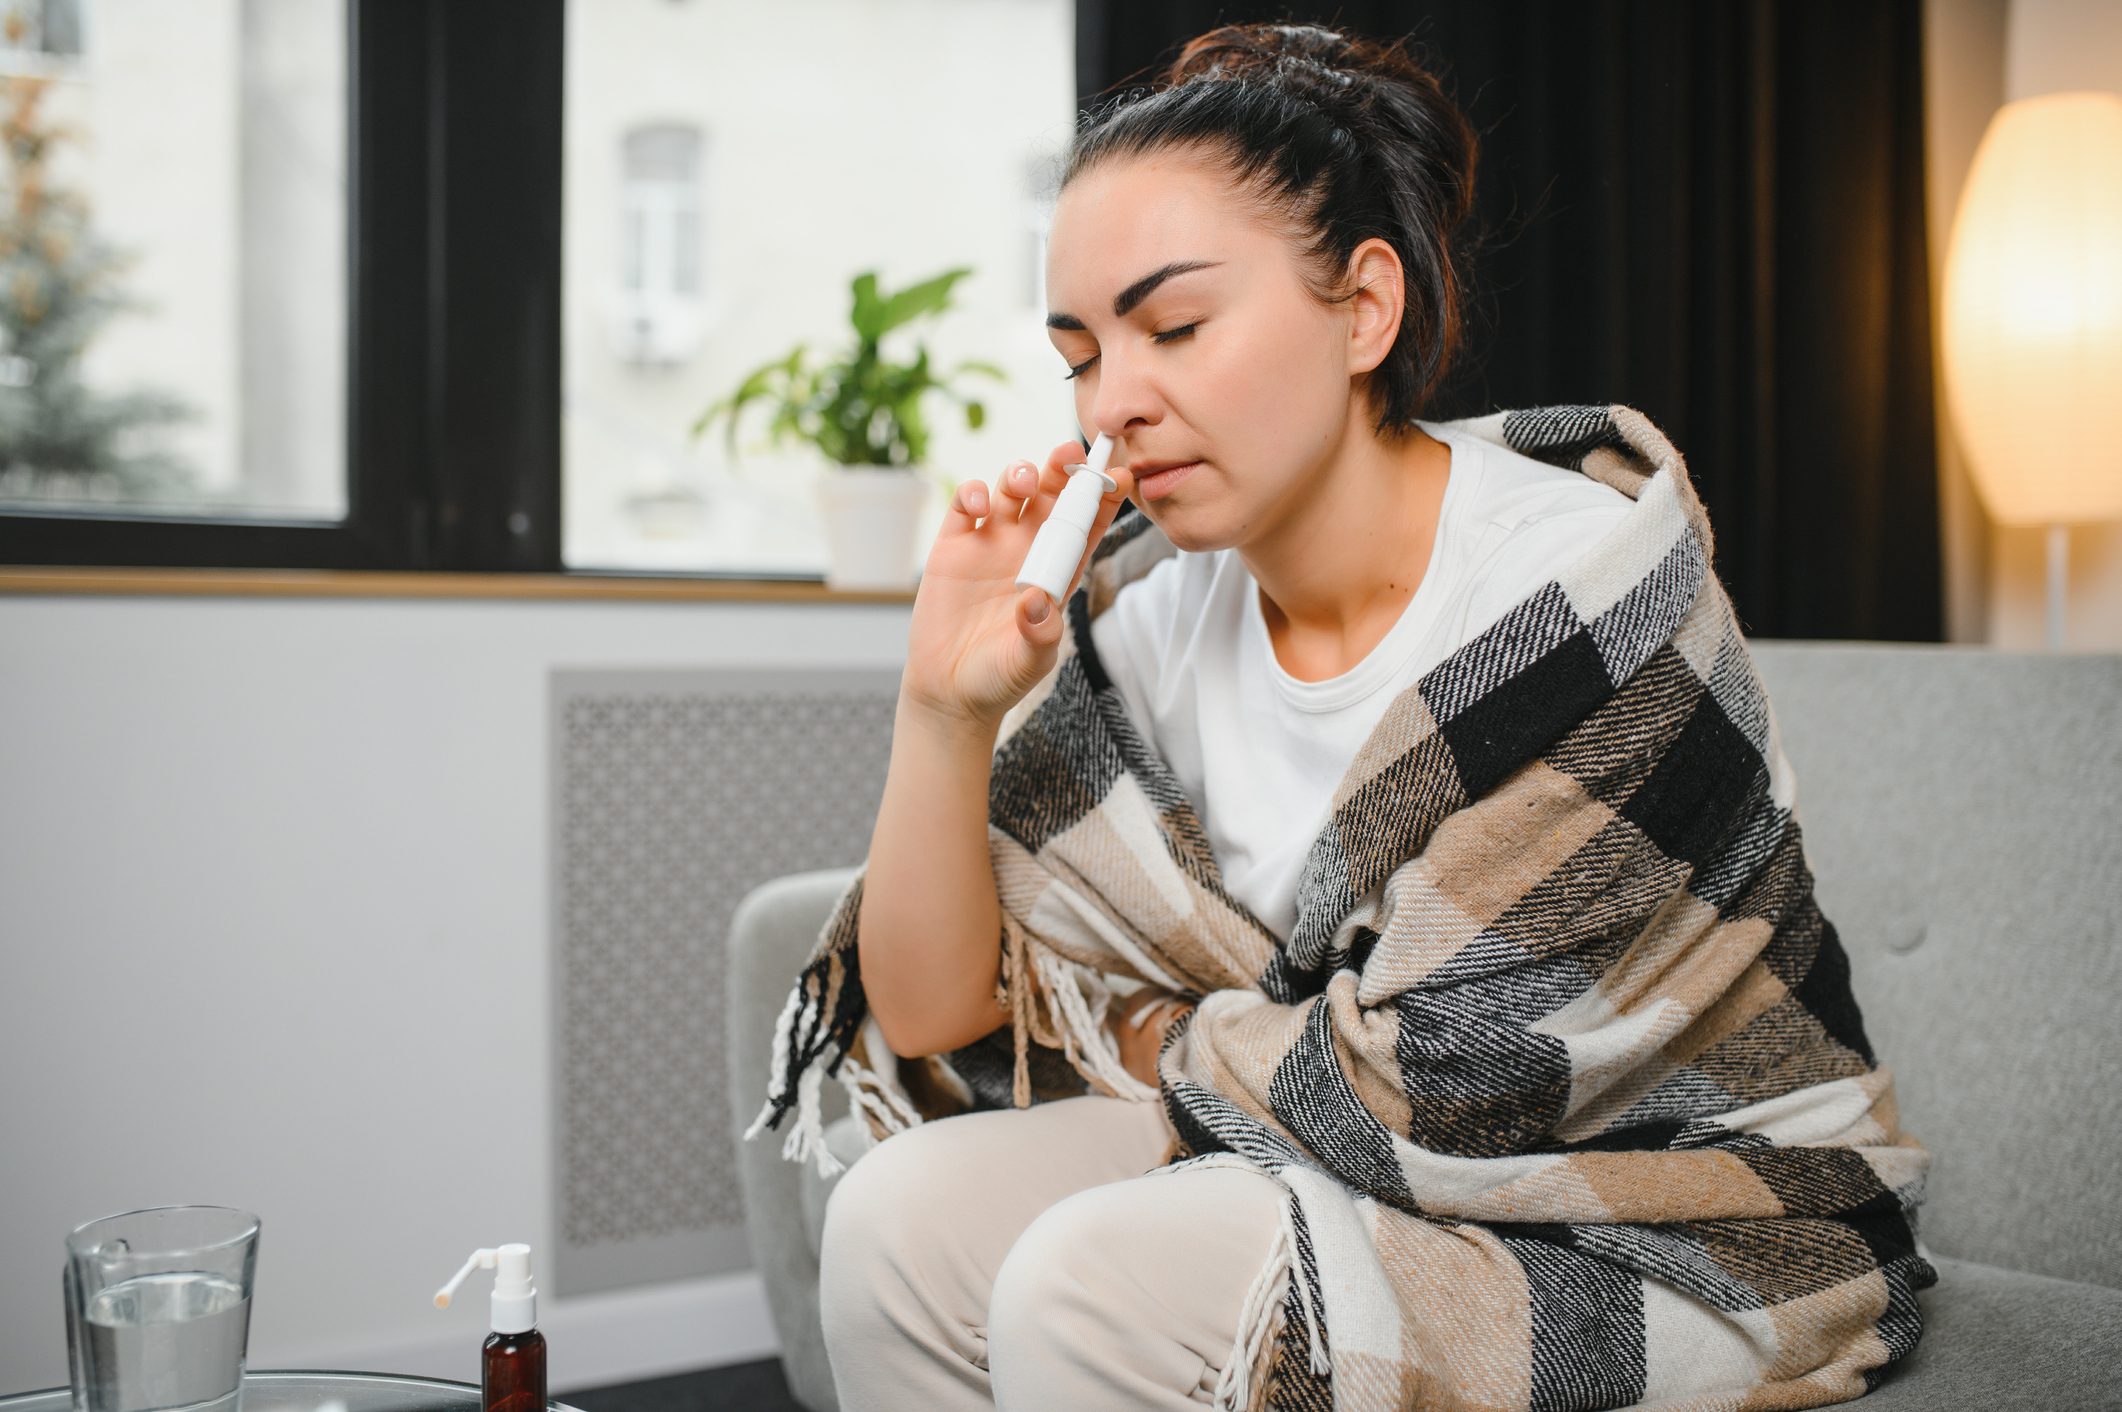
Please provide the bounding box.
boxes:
[1,0,1079,579]
[0,0,346,521]
[0,0,563,572]
[560,0,1077,576]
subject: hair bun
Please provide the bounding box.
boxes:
[1165,22,1373,101]
[1161,22,1474,233]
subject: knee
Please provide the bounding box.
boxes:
[817,1121,952,1329]
[986,1191,1121,1360]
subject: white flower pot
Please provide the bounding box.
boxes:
[812,465,931,591]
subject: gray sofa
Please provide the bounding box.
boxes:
[724,643,2122,1411]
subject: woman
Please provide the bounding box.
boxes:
[752,22,1932,1412]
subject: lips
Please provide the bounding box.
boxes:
[1135,460,1202,501]
[1129,458,1199,476]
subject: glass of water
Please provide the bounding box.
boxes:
[63,1207,261,1412]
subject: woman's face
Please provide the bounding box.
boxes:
[1045,149,1360,550]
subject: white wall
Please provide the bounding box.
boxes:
[0,594,912,1393]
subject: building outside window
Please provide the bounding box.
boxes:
[610,122,705,369]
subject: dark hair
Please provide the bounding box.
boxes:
[1061,22,1480,439]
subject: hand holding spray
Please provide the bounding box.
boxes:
[435,1245,545,1412]
[1014,432,1118,609]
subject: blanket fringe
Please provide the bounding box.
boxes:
[1291,1201,1331,1377]
[1032,946,1160,1102]
[1000,910,1159,1106]
[743,973,923,1180]
[752,1042,925,1181]
[741,981,805,1145]
[1213,1203,1288,1411]
[1212,1180,1330,1410]
[1005,911,1035,1107]
[787,1058,840,1175]
[746,912,1160,1180]
[838,1016,922,1146]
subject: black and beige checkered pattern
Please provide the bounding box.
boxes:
[754,404,1933,1411]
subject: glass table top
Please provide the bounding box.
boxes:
[0,1371,584,1412]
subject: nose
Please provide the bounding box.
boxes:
[1081,347,1161,447]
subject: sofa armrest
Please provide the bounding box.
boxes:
[725,866,859,1412]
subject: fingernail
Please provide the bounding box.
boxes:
[1028,596,1050,624]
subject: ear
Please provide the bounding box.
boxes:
[1344,238,1405,377]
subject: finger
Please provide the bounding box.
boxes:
[1041,436,1110,493]
[1018,440,1079,521]
[1017,583,1063,645]
[1043,439,1090,481]
[942,477,990,533]
[1142,994,1185,1026]
[993,460,1040,517]
[1114,987,1152,1024]
[1033,438,1131,531]
[1043,438,1131,487]
[1122,987,1181,1028]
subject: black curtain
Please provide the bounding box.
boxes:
[1074,1,1942,643]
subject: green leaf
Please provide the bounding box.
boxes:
[689,345,802,462]
[688,264,1007,474]
[848,270,884,341]
[874,266,973,337]
[898,394,930,465]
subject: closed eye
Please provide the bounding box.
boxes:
[1063,323,1199,381]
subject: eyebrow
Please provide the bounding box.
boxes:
[1046,260,1222,330]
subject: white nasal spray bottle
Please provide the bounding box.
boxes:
[1015,432,1117,608]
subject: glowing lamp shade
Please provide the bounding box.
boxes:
[1940,91,2122,528]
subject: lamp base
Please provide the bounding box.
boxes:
[2045,523,2068,652]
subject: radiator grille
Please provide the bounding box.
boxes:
[550,666,898,1293]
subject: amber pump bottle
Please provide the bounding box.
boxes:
[434,1245,546,1412]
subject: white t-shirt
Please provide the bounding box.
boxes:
[1088,419,1635,941]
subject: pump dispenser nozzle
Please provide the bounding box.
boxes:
[434,1243,537,1334]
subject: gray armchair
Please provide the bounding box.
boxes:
[725,643,2122,1411]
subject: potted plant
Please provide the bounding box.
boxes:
[691,266,1006,590]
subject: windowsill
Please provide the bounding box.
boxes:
[0,566,919,604]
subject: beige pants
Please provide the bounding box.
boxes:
[817,1092,1288,1411]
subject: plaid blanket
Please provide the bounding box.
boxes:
[749,404,1935,1411]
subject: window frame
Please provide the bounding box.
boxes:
[0,0,567,574]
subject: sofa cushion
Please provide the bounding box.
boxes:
[1853,1256,2121,1409]
[1750,645,2122,1288]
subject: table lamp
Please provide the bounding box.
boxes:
[1940,90,2122,649]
